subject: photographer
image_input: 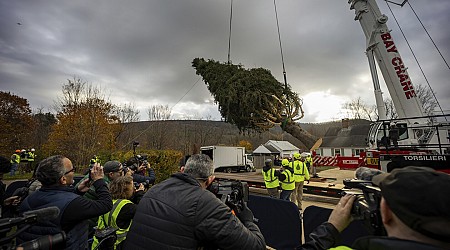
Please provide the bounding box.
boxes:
[125,154,266,250]
[92,175,145,250]
[298,166,450,250]
[17,155,112,250]
[126,156,155,187]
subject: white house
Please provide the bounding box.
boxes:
[316,119,371,157]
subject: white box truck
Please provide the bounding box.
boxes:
[200,146,254,173]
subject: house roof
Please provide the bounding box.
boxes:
[266,140,299,151]
[321,123,371,148]
[253,145,272,154]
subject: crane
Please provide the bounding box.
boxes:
[348,0,450,172]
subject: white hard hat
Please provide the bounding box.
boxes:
[31,148,35,152]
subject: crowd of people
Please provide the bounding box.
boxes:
[1,152,449,249]
[262,152,311,210]
[9,148,36,176]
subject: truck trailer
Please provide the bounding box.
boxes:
[200,146,254,173]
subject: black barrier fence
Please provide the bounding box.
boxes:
[248,195,302,249]
[303,205,371,247]
[249,195,372,249]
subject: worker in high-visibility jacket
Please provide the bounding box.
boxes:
[92,175,145,250]
[90,155,100,165]
[262,159,280,198]
[278,158,295,201]
[290,153,310,210]
[10,150,21,176]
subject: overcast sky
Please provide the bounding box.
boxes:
[1,0,449,123]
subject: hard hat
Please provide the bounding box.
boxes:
[21,149,26,152]
[265,159,272,166]
[31,148,35,152]
[15,149,21,153]
[293,152,301,160]
[281,159,290,166]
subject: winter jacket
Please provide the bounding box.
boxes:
[125,172,266,250]
[299,222,446,250]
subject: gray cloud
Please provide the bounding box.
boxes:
[1,0,449,122]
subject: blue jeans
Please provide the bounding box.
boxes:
[280,190,293,201]
[10,163,18,176]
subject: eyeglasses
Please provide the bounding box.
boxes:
[64,168,76,175]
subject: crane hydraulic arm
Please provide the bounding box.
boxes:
[348,0,426,123]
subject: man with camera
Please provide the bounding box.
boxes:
[299,166,450,250]
[17,155,113,250]
[126,155,156,187]
[125,154,266,249]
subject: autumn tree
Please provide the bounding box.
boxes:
[31,109,57,156]
[44,78,121,167]
[239,140,253,152]
[0,91,33,156]
[192,58,317,150]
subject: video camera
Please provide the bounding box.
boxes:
[0,206,67,250]
[93,226,118,250]
[133,180,151,189]
[342,179,386,236]
[207,180,249,213]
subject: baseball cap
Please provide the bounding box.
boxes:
[103,161,122,173]
[372,166,450,242]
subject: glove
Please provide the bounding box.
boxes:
[307,180,310,184]
[236,202,254,223]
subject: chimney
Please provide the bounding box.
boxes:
[342,118,350,129]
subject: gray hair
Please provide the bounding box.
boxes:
[36,155,67,186]
[184,154,214,179]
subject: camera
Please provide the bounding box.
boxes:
[18,232,66,250]
[134,180,151,189]
[342,179,385,236]
[0,207,66,250]
[93,226,117,250]
[207,180,249,213]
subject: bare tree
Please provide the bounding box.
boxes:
[115,103,140,123]
[342,97,377,121]
[147,104,171,121]
[145,104,172,149]
[383,84,438,118]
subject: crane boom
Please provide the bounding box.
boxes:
[349,0,426,121]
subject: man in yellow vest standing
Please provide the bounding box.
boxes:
[290,153,310,210]
[10,150,21,176]
[262,159,280,198]
[279,159,295,201]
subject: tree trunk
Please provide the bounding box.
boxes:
[283,122,318,151]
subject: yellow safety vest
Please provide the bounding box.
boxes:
[280,168,295,191]
[262,168,279,189]
[92,199,133,250]
[27,152,35,162]
[290,160,310,182]
[306,156,313,167]
[10,154,20,164]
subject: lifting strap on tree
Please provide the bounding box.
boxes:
[227,0,233,64]
[273,0,288,93]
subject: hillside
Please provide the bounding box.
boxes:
[117,119,344,155]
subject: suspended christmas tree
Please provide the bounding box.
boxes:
[192,58,318,150]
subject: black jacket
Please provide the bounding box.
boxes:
[125,172,265,250]
[299,222,446,250]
